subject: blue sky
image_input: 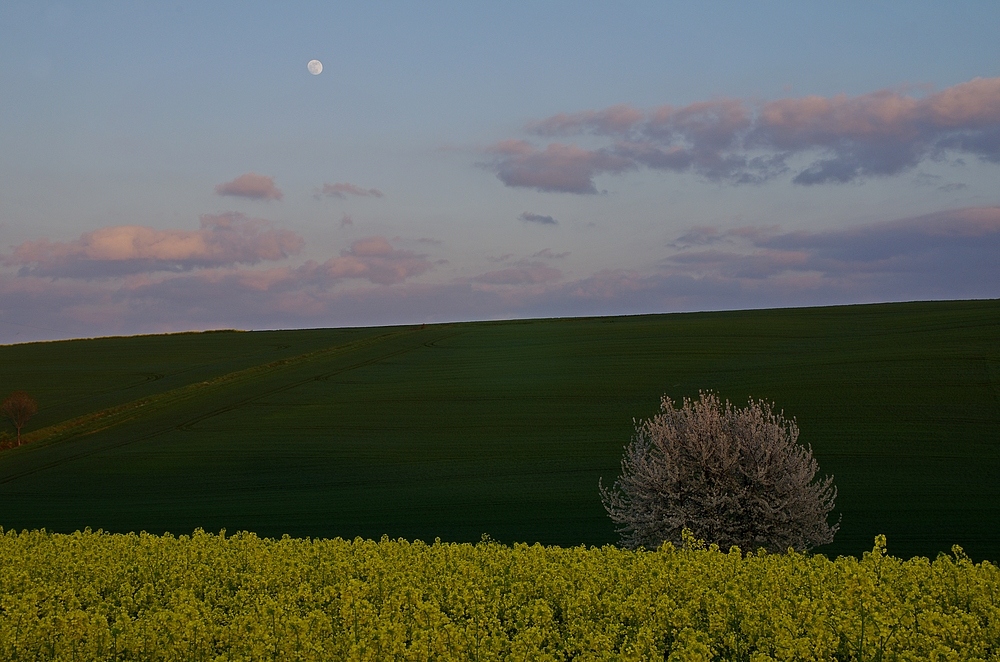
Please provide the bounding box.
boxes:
[2,1,999,342]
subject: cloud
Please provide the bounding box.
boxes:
[532,248,570,259]
[340,214,354,227]
[554,209,1000,309]
[662,206,1000,289]
[528,103,644,136]
[215,173,283,201]
[3,208,998,345]
[320,182,385,199]
[6,213,303,278]
[484,140,634,193]
[484,77,1000,192]
[472,262,561,285]
[519,212,558,225]
[310,236,432,286]
[668,225,782,249]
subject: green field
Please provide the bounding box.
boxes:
[0,300,998,561]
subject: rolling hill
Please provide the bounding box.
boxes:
[1,299,998,560]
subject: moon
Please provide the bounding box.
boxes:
[307,59,323,75]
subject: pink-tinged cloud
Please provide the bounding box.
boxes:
[314,236,432,285]
[483,140,634,193]
[926,77,1000,127]
[3,208,999,345]
[6,213,303,278]
[321,182,385,199]
[486,77,1000,191]
[214,173,284,201]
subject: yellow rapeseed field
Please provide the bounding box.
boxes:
[0,528,997,660]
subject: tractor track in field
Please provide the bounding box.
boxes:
[170,328,466,433]
[0,327,465,484]
[31,340,310,420]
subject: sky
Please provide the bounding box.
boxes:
[2,1,999,343]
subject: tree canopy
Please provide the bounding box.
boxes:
[601,391,838,552]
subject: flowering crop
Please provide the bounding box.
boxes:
[0,528,997,660]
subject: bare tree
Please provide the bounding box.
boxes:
[1,391,38,446]
[600,391,838,553]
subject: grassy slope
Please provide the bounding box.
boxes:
[0,300,997,560]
